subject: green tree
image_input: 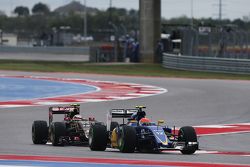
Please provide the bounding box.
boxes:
[14,6,30,16]
[32,3,50,15]
[233,19,246,29]
[0,10,6,16]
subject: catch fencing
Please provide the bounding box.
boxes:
[168,28,250,59]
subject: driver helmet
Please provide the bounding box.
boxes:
[68,108,79,119]
[72,114,83,121]
[139,117,151,126]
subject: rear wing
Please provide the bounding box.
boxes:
[106,108,138,131]
[49,106,74,114]
[109,109,138,118]
[49,106,78,124]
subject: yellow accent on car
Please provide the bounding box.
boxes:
[111,128,118,148]
[155,135,168,145]
[157,120,165,125]
[136,105,146,109]
[70,103,80,107]
[128,120,137,126]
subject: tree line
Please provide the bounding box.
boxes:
[0,2,139,41]
[1,2,250,42]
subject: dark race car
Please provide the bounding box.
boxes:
[32,104,98,146]
[89,106,199,154]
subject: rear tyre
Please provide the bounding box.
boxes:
[32,120,48,144]
[178,126,198,154]
[50,122,66,146]
[89,124,107,151]
[118,126,136,153]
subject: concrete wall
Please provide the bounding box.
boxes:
[0,46,88,55]
[0,46,90,62]
[139,0,161,63]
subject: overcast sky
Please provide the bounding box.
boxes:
[0,0,249,20]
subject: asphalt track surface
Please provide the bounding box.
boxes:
[0,70,250,166]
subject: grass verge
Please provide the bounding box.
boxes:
[0,60,249,80]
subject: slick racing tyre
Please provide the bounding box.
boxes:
[118,125,136,153]
[50,122,66,146]
[32,120,48,144]
[89,124,107,151]
[178,126,198,154]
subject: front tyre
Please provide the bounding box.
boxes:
[118,126,136,153]
[32,120,48,144]
[89,124,107,151]
[178,126,198,154]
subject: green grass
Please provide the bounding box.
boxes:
[0,60,250,80]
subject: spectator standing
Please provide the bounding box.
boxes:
[156,40,164,63]
[131,40,139,62]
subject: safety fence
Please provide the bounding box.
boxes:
[166,28,250,59]
[162,53,250,74]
